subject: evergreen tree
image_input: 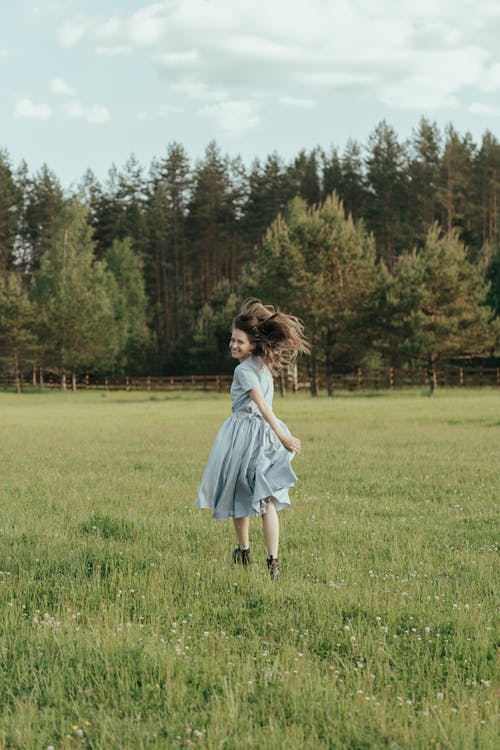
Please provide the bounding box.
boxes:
[365,121,409,266]
[186,141,240,311]
[339,139,367,222]
[0,273,37,391]
[31,201,119,388]
[242,153,294,250]
[288,149,322,205]
[407,118,441,246]
[321,147,343,203]
[0,151,20,277]
[23,164,64,274]
[378,225,494,392]
[472,131,500,251]
[437,126,476,241]
[241,193,377,394]
[105,237,151,372]
[146,142,191,352]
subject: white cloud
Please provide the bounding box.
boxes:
[469,102,500,116]
[54,0,500,128]
[50,76,76,95]
[94,17,123,40]
[197,100,261,135]
[0,49,9,59]
[479,62,500,92]
[95,45,132,56]
[156,49,200,67]
[127,4,166,47]
[280,97,316,110]
[14,97,52,120]
[62,100,110,123]
[56,20,86,47]
[158,104,183,115]
[172,81,227,102]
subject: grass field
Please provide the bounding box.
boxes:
[0,389,498,750]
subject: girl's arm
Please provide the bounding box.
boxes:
[247,387,301,454]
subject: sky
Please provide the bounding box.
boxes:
[2,0,500,188]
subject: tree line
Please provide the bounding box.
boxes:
[0,117,499,391]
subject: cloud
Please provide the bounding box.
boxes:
[95,45,132,56]
[56,20,86,48]
[197,100,261,135]
[14,97,52,120]
[61,100,111,123]
[55,0,500,127]
[279,97,316,110]
[127,4,167,47]
[50,76,77,95]
[469,102,500,116]
[0,49,9,59]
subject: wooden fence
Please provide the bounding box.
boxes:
[2,367,499,392]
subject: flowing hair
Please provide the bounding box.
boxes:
[232,298,309,375]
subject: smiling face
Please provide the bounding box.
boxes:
[229,328,255,361]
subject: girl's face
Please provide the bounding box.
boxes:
[229,328,255,361]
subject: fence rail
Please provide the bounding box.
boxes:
[2,367,500,392]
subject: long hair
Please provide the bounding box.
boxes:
[232,298,309,375]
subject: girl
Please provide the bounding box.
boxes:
[195,298,309,579]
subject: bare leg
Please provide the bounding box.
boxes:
[232,516,250,549]
[262,499,279,558]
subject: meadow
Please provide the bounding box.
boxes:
[0,389,498,750]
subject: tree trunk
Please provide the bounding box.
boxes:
[428,357,438,394]
[325,349,335,397]
[290,363,298,393]
[61,368,67,391]
[72,371,77,392]
[14,351,21,394]
[308,352,318,396]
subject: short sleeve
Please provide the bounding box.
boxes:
[236,365,261,393]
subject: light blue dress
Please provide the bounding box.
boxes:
[195,355,297,520]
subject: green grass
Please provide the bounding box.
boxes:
[0,389,498,750]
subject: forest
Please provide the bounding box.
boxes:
[0,117,499,389]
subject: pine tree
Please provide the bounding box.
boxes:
[31,201,119,388]
[378,225,494,392]
[365,121,408,266]
[339,139,367,222]
[0,273,37,391]
[472,131,500,251]
[288,149,322,206]
[407,118,441,246]
[105,237,150,372]
[0,151,20,278]
[437,126,476,240]
[146,142,191,352]
[23,164,64,274]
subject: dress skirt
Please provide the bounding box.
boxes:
[195,410,297,520]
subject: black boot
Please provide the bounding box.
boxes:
[266,555,281,580]
[233,546,252,566]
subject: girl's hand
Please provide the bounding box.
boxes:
[281,435,301,454]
